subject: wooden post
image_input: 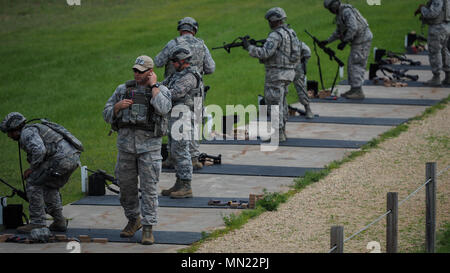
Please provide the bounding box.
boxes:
[426,162,436,253]
[386,192,398,253]
[330,226,344,253]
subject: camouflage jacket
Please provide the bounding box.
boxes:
[327,4,373,45]
[248,24,300,69]
[155,33,216,78]
[19,125,79,171]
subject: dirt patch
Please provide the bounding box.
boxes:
[196,105,450,253]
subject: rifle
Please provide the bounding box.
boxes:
[375,48,421,66]
[0,177,28,202]
[369,63,419,82]
[304,30,345,67]
[305,30,344,94]
[212,35,266,53]
[198,153,221,165]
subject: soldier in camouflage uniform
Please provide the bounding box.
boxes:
[292,41,314,119]
[155,17,215,170]
[160,46,201,199]
[415,0,450,85]
[320,0,373,99]
[103,55,172,245]
[244,7,300,142]
[0,112,81,234]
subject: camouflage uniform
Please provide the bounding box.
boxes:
[155,33,215,159]
[162,66,200,182]
[247,24,297,135]
[293,41,312,106]
[420,0,450,79]
[326,4,373,89]
[20,125,81,226]
[103,83,172,226]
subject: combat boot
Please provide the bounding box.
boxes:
[161,178,183,196]
[427,73,441,86]
[345,87,365,100]
[141,225,155,245]
[170,179,193,199]
[191,157,204,170]
[443,72,450,85]
[49,216,67,232]
[340,88,355,98]
[162,156,176,169]
[304,104,314,119]
[120,217,142,238]
[17,224,46,234]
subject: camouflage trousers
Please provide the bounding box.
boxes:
[265,80,292,133]
[26,153,80,225]
[169,114,193,181]
[428,23,450,74]
[115,149,161,226]
[293,64,310,106]
[347,40,372,88]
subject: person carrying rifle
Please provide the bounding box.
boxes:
[243,7,300,142]
[155,17,216,170]
[103,55,172,245]
[415,0,450,86]
[320,0,373,99]
[0,112,82,234]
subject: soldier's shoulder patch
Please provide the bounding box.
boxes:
[266,41,275,50]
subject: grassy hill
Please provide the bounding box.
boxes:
[0,0,426,207]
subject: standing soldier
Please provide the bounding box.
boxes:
[292,41,314,119]
[320,0,373,99]
[0,112,82,234]
[415,0,450,85]
[155,17,216,170]
[160,46,201,199]
[244,7,300,142]
[103,55,172,245]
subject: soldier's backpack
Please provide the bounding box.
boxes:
[37,119,84,152]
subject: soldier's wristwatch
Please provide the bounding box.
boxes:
[150,83,160,89]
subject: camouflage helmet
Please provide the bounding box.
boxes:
[0,112,27,133]
[265,7,287,22]
[177,17,199,34]
[324,0,340,9]
[170,45,192,62]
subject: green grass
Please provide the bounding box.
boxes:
[0,0,429,217]
[437,222,450,253]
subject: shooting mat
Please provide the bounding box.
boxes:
[72,195,249,209]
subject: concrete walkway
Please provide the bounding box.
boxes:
[1,53,449,253]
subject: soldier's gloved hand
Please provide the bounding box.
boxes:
[414,4,424,16]
[24,168,32,179]
[337,42,347,51]
[318,40,328,47]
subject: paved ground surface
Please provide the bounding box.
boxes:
[1,52,449,253]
